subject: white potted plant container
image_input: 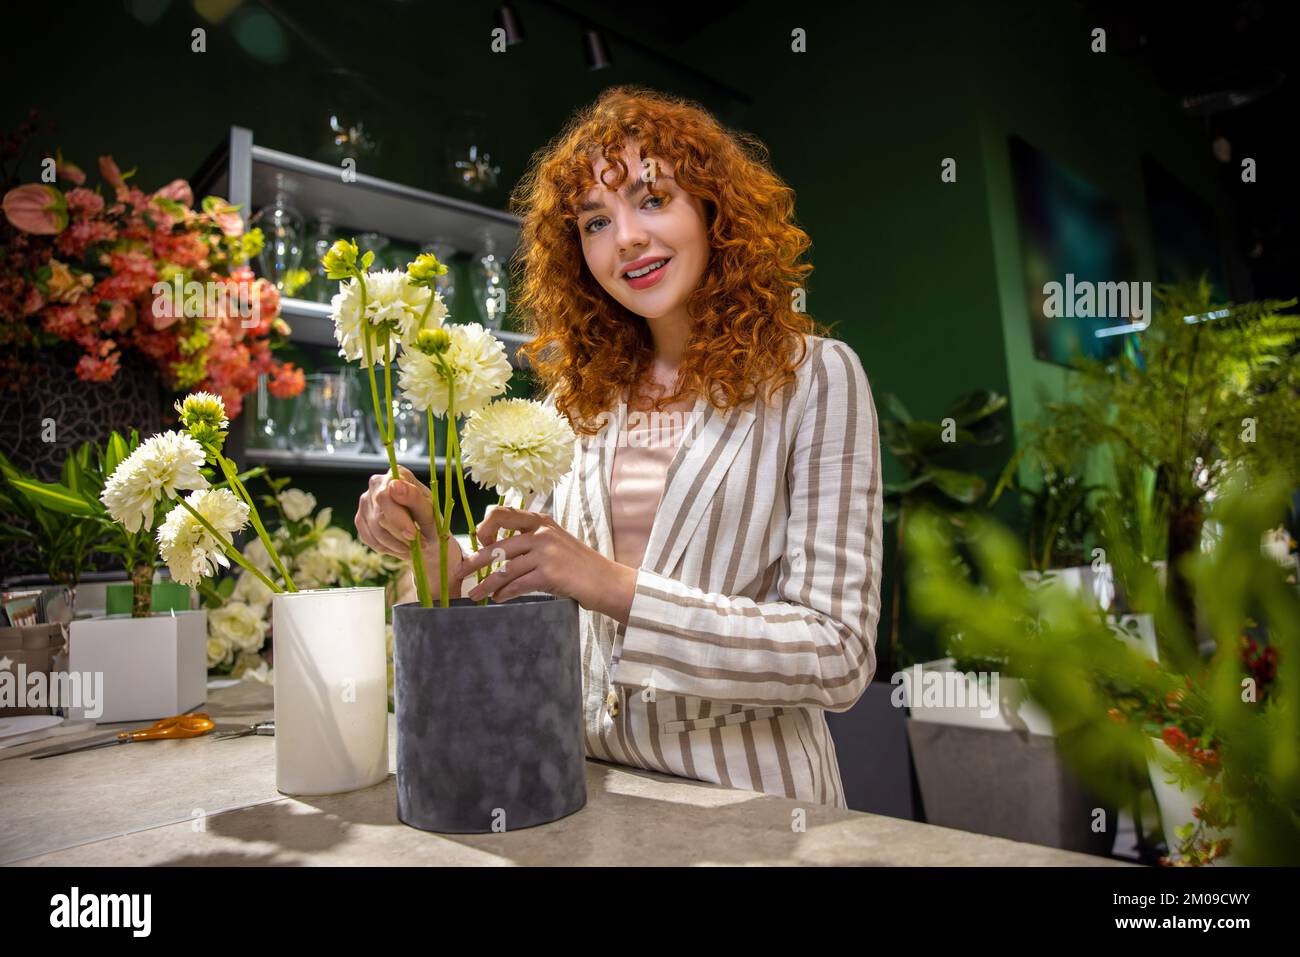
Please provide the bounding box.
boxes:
[1147,736,1238,865]
[67,609,208,723]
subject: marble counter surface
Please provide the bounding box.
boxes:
[1,681,1130,867]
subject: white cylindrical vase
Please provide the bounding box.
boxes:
[272,587,388,795]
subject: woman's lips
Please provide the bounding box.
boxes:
[623,257,671,289]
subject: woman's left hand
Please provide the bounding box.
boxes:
[460,507,632,615]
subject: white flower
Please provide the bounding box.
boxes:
[293,545,339,590]
[209,600,269,654]
[156,488,250,587]
[339,538,385,581]
[397,322,511,417]
[242,536,273,573]
[101,431,210,533]
[278,488,317,522]
[317,526,352,560]
[231,651,272,683]
[231,569,274,607]
[459,397,576,497]
[330,270,441,367]
[207,634,234,670]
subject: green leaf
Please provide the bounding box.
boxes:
[929,468,986,505]
[945,389,1008,427]
[7,478,99,516]
[883,393,913,424]
[105,431,130,477]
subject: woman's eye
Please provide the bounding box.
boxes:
[582,195,666,234]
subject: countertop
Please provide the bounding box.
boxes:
[0,681,1130,867]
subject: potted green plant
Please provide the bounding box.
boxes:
[1026,278,1300,662]
[905,465,1300,865]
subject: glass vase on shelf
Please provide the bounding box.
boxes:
[419,240,457,317]
[304,214,339,304]
[471,234,508,331]
[363,395,431,458]
[249,176,304,293]
[293,370,367,456]
[246,373,299,450]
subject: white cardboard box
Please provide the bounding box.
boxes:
[67,610,208,723]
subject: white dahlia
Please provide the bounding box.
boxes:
[156,487,250,587]
[459,397,576,498]
[101,430,210,533]
[397,321,512,417]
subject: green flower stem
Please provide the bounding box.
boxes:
[360,283,433,608]
[436,382,462,606]
[207,445,296,592]
[176,496,282,596]
[427,408,450,608]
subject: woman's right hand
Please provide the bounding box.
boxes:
[355,465,465,600]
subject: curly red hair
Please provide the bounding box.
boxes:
[507,85,836,436]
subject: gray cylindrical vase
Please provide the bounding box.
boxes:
[393,595,586,833]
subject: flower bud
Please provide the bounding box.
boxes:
[416,327,451,355]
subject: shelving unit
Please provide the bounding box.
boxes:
[191,127,534,477]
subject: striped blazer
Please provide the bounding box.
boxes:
[505,333,883,808]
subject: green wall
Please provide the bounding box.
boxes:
[5,1,1237,650]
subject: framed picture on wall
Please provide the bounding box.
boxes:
[1008,135,1143,368]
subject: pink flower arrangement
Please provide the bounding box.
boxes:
[1,132,304,417]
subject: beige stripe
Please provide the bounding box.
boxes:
[650,405,742,575]
[635,583,824,624]
[616,643,864,693]
[739,719,765,795]
[798,338,830,608]
[624,604,870,682]
[813,716,843,807]
[827,343,859,625]
[722,391,767,595]
[674,695,697,779]
[789,709,820,803]
[644,693,669,770]
[762,371,800,600]
[708,726,732,789]
[627,600,856,658]
[769,714,798,799]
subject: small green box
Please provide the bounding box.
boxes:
[105,581,192,615]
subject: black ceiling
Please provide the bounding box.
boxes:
[1077,0,1300,300]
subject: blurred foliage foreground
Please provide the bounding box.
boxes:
[905,468,1299,866]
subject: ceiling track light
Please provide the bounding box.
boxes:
[494,3,524,45]
[583,26,612,70]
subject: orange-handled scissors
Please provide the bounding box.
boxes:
[29,713,215,760]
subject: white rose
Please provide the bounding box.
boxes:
[231,569,274,607]
[279,488,317,522]
[208,600,270,654]
[293,546,338,590]
[207,634,234,670]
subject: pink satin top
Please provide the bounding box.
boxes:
[610,392,694,570]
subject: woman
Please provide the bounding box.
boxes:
[355,86,883,808]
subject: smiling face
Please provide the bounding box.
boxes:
[575,140,711,324]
